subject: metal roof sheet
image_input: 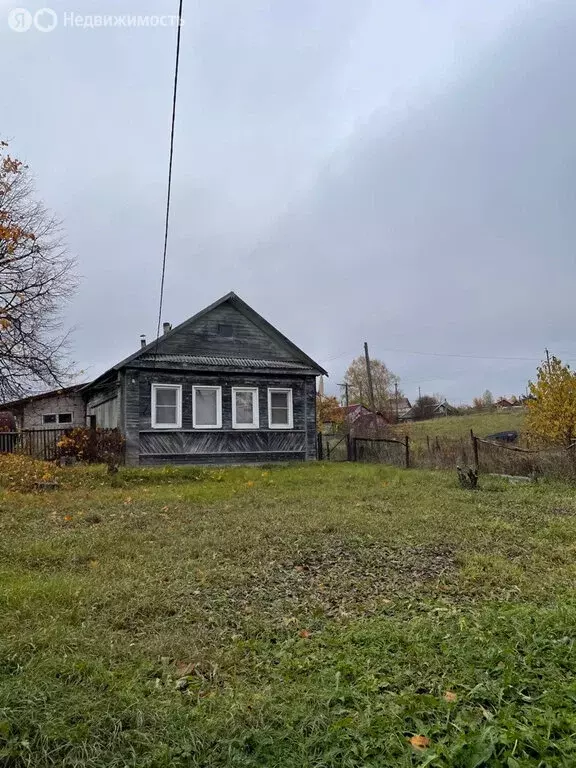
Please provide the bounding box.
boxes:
[139,355,311,369]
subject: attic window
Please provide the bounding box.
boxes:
[217,323,233,337]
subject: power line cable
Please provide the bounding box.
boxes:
[154,0,184,350]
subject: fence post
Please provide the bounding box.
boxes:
[470,429,479,472]
[405,435,410,469]
[317,432,323,461]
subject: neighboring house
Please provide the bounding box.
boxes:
[0,293,326,466]
[323,403,389,436]
[495,398,514,410]
[0,385,86,430]
[433,400,459,417]
[389,397,412,420]
[400,400,458,421]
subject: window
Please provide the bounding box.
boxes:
[42,414,57,425]
[218,323,233,337]
[193,385,222,429]
[232,387,259,429]
[268,388,293,429]
[58,413,73,424]
[151,384,182,428]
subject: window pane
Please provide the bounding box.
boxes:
[58,413,72,424]
[235,391,254,424]
[156,388,177,406]
[271,406,289,425]
[156,405,177,425]
[271,392,288,409]
[43,414,57,424]
[196,389,217,425]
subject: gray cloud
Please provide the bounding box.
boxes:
[1,0,573,402]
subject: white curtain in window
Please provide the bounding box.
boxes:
[235,391,254,424]
[196,388,217,425]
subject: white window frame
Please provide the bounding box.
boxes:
[151,383,182,429]
[232,387,259,430]
[42,414,57,425]
[192,385,222,429]
[267,388,293,429]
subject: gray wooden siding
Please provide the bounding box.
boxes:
[122,368,317,466]
[86,377,120,429]
[140,431,306,455]
[155,304,297,361]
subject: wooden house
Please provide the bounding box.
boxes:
[84,292,326,465]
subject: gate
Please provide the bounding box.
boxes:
[353,436,410,468]
[318,433,353,461]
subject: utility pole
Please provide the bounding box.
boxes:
[364,342,379,434]
[338,382,349,407]
[545,348,551,374]
[394,381,399,422]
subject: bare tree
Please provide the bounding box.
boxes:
[0,142,76,401]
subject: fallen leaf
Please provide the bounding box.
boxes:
[246,481,254,487]
[64,515,72,522]
[161,506,169,512]
[176,661,196,677]
[298,629,311,639]
[410,735,430,750]
[444,690,457,702]
[88,559,99,568]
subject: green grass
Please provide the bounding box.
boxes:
[1,461,576,766]
[394,411,526,441]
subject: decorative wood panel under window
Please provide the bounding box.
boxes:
[267,388,293,429]
[192,386,222,429]
[151,384,182,429]
[232,387,259,429]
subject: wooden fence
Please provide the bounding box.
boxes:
[0,428,72,461]
[321,427,576,481]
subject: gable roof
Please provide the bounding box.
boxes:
[85,292,327,389]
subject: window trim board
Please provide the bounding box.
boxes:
[151,383,183,429]
[231,387,259,429]
[192,385,222,429]
[267,387,294,429]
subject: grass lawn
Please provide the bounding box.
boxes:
[394,411,526,442]
[1,460,576,766]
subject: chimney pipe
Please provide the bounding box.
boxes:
[140,334,146,348]
[163,322,172,335]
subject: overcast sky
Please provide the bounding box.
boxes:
[2,0,575,403]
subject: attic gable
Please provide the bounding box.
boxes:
[116,293,327,375]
